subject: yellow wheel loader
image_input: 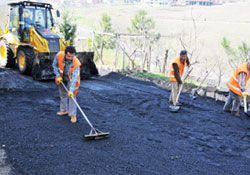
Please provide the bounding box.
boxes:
[0,1,98,80]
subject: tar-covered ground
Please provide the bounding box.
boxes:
[0,68,249,175]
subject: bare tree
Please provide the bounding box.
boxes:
[178,8,203,65]
[162,50,168,74]
[127,10,160,71]
[95,13,115,65]
[212,53,226,88]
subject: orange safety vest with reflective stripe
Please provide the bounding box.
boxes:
[227,62,249,97]
[57,51,81,96]
[169,56,187,82]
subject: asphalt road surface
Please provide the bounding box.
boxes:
[0,68,249,175]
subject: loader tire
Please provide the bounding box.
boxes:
[0,39,15,68]
[17,47,34,75]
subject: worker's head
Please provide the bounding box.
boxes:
[180,50,187,64]
[65,46,76,61]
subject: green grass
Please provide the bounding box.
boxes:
[95,49,122,66]
[74,16,99,30]
[136,72,199,89]
[136,72,170,81]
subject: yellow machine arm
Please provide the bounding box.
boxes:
[29,27,49,53]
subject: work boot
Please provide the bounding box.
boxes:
[223,109,230,113]
[231,111,240,117]
[56,111,68,116]
[70,116,77,123]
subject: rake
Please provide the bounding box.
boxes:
[169,66,193,112]
[61,82,110,141]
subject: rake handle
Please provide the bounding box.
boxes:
[196,64,216,92]
[244,96,247,113]
[176,66,192,102]
[60,81,96,132]
[176,83,183,102]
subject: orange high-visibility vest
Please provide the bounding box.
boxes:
[56,51,81,96]
[169,56,187,82]
[227,62,249,96]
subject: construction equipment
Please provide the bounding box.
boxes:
[61,81,110,141]
[169,66,193,113]
[0,1,98,80]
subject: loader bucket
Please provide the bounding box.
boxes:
[32,52,98,80]
[76,52,99,79]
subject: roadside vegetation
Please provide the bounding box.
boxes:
[59,10,77,45]
[1,3,248,91]
[136,72,169,81]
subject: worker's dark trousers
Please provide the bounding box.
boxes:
[59,81,77,116]
[223,90,241,113]
[169,81,180,105]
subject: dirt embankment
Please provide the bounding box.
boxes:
[0,68,249,175]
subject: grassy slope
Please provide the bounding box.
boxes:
[70,2,250,82]
[1,2,250,88]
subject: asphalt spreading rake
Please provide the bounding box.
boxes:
[169,67,193,113]
[61,82,110,141]
[243,96,250,117]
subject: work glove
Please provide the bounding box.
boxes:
[56,77,63,85]
[241,87,246,92]
[242,92,247,97]
[68,91,73,98]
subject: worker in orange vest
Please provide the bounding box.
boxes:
[223,61,250,116]
[169,50,190,106]
[52,46,81,123]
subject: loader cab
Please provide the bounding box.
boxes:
[8,1,55,42]
[20,5,54,29]
[8,5,20,36]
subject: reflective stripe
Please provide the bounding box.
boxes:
[170,68,174,71]
[74,85,80,91]
[170,75,175,78]
[59,69,63,73]
[228,82,241,92]
[233,75,238,82]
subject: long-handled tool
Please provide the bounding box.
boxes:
[169,67,193,113]
[61,82,110,141]
[243,96,250,117]
[192,64,216,100]
[168,86,182,113]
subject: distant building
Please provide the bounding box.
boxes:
[142,0,176,6]
[186,0,230,5]
[141,0,230,6]
[186,0,215,6]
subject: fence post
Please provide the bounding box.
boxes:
[162,49,168,74]
[91,32,95,51]
[122,51,125,71]
[141,35,146,71]
[113,34,119,69]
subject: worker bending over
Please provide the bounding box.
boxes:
[223,61,250,116]
[169,50,190,106]
[52,46,81,123]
